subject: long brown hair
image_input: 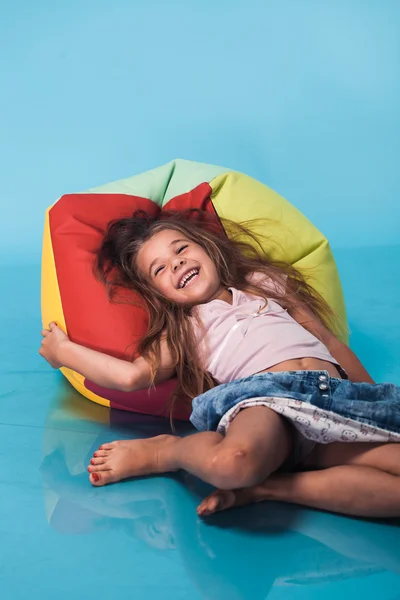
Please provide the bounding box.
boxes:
[94,208,340,418]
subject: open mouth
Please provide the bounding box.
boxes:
[178,268,200,289]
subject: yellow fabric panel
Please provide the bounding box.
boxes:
[41,207,67,333]
[60,368,111,408]
[210,172,348,343]
[41,208,111,408]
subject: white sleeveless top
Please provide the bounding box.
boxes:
[191,273,339,384]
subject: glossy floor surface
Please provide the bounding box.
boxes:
[1,246,400,599]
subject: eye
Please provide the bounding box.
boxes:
[177,245,188,254]
[154,265,164,276]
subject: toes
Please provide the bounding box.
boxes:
[92,450,108,458]
[197,491,237,517]
[197,495,222,517]
[98,442,117,451]
[90,472,105,486]
[87,462,109,473]
[89,470,118,487]
[89,457,106,466]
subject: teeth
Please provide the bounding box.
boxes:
[179,269,199,288]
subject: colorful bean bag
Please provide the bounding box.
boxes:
[41,159,348,420]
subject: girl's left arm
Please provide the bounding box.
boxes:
[287,304,375,384]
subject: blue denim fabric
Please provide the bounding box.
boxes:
[190,370,400,434]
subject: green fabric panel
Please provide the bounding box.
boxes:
[85,159,228,206]
[160,159,228,204]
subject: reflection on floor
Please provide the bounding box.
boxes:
[1,246,400,599]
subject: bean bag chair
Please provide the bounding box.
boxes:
[41,159,347,420]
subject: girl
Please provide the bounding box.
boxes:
[39,209,400,519]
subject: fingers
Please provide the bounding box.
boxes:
[40,322,59,336]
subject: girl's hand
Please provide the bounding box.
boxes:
[39,322,70,369]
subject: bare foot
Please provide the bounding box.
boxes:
[87,435,178,487]
[197,487,262,517]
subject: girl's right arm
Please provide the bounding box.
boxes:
[39,322,176,392]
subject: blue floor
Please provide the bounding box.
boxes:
[1,245,400,600]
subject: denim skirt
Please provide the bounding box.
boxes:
[190,371,400,466]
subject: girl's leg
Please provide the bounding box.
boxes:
[88,406,294,488]
[174,406,295,489]
[198,441,400,518]
[303,439,400,475]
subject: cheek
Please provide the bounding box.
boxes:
[152,278,168,294]
[201,255,217,276]
[155,274,177,296]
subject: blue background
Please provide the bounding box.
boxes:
[1,2,400,599]
[1,0,399,263]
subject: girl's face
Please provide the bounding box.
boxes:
[136,228,224,305]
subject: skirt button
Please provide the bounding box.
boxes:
[319,383,328,391]
[319,374,328,381]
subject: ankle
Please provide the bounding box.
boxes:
[156,435,181,473]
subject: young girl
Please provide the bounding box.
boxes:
[39,209,400,519]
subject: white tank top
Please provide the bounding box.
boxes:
[191,275,339,384]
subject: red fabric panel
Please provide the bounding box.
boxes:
[50,193,157,356]
[49,183,213,419]
[85,377,191,420]
[163,182,213,212]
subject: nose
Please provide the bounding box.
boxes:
[172,257,186,272]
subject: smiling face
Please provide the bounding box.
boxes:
[136,228,225,305]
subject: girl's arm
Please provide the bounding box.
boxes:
[287,305,375,383]
[39,322,176,392]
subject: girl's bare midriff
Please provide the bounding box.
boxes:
[259,357,342,378]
